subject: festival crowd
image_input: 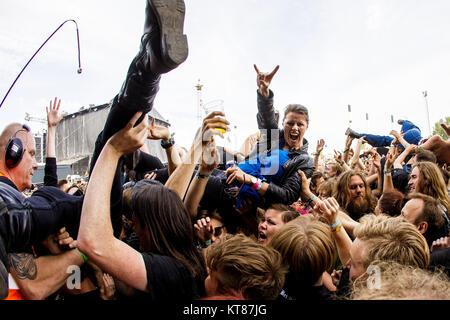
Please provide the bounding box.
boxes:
[0,0,449,301]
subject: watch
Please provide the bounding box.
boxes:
[161,134,175,149]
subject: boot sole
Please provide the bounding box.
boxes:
[150,0,188,68]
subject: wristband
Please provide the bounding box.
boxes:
[330,220,342,233]
[384,173,392,177]
[251,178,262,191]
[197,172,211,179]
[204,239,212,246]
[384,168,393,173]
[330,219,341,229]
[75,247,88,263]
[340,161,345,166]
[331,224,342,233]
[305,194,316,208]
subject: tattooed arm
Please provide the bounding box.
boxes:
[8,250,84,300]
[8,229,85,300]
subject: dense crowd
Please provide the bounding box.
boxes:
[0,0,449,302]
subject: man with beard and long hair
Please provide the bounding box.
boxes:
[333,170,377,221]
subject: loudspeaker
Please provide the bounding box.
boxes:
[5,124,30,169]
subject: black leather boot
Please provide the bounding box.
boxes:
[345,127,360,139]
[143,0,188,74]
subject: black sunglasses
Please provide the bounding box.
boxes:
[214,226,225,237]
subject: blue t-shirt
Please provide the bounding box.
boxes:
[234,148,290,209]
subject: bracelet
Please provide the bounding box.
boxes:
[331,224,342,233]
[384,173,392,177]
[197,172,211,179]
[75,247,88,263]
[330,219,341,229]
[384,168,393,173]
[343,148,350,153]
[204,239,212,246]
[305,194,316,208]
[330,220,342,233]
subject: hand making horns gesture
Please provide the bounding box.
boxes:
[254,64,279,98]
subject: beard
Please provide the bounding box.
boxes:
[346,196,371,220]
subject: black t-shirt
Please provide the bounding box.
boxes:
[430,248,450,277]
[278,284,334,301]
[142,253,205,301]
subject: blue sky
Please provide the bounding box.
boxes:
[0,0,448,157]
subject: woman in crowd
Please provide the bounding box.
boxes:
[77,112,228,300]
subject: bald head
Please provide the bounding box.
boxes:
[0,123,37,191]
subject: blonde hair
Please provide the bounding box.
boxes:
[350,261,450,300]
[353,214,430,269]
[206,233,287,300]
[414,162,450,214]
[269,215,335,289]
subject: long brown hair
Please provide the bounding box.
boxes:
[333,170,377,214]
[131,179,206,280]
[414,162,450,214]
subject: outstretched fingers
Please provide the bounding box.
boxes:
[268,65,280,78]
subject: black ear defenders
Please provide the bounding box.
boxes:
[5,124,31,168]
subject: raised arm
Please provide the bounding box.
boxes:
[350,137,366,170]
[343,135,354,164]
[184,140,219,218]
[147,117,180,175]
[77,112,150,292]
[44,97,66,187]
[390,129,411,150]
[382,147,397,193]
[393,144,417,169]
[314,139,325,170]
[315,197,353,266]
[334,150,350,172]
[254,64,279,98]
[165,112,229,200]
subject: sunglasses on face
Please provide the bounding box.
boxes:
[214,226,225,237]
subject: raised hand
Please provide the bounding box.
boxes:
[99,273,116,300]
[316,139,325,155]
[372,151,381,172]
[193,217,214,244]
[108,111,149,156]
[148,117,171,140]
[254,64,280,98]
[440,123,450,136]
[46,97,67,128]
[384,150,396,169]
[334,150,343,163]
[297,169,311,200]
[201,139,219,173]
[313,197,340,225]
[225,165,247,185]
[345,135,354,150]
